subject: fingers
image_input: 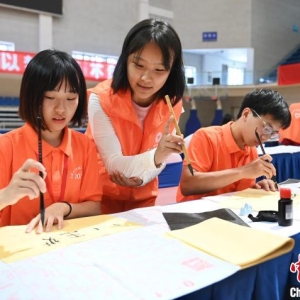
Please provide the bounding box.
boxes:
[244,157,276,180]
[257,157,276,179]
[35,220,44,234]
[57,217,64,231]
[25,212,64,234]
[160,124,185,152]
[19,186,39,200]
[17,159,47,194]
[19,171,47,194]
[4,172,46,206]
[128,176,143,186]
[45,215,63,232]
[263,163,276,179]
[110,172,142,187]
[256,179,269,191]
[10,171,46,202]
[268,180,277,192]
[26,215,40,233]
[164,139,184,153]
[21,159,47,179]
[254,182,262,189]
[260,154,273,163]
[256,179,277,192]
[163,116,175,136]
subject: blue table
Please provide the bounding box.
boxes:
[272,152,300,183]
[158,161,182,188]
[159,146,300,188]
[258,145,300,183]
[177,232,300,300]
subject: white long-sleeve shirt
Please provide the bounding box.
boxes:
[88,93,166,186]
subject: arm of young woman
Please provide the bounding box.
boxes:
[88,93,169,186]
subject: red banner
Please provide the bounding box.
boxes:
[278,63,300,85]
[0,50,115,81]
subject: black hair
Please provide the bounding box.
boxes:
[19,49,87,129]
[221,113,233,125]
[236,88,291,129]
[111,18,185,106]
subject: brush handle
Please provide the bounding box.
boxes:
[255,130,278,188]
[37,112,45,226]
[164,95,192,166]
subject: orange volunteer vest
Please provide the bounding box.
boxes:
[86,79,182,204]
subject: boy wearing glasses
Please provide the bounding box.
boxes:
[177,88,291,202]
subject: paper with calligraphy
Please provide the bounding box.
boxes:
[0,215,140,262]
[0,228,239,300]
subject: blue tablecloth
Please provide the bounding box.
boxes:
[158,161,182,188]
[159,148,300,188]
[272,152,300,183]
[177,233,300,300]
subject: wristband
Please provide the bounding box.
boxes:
[61,201,72,218]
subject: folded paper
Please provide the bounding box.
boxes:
[166,217,294,269]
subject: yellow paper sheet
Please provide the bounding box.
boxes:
[218,188,300,211]
[166,217,294,269]
[0,215,141,263]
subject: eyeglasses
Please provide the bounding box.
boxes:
[251,109,280,140]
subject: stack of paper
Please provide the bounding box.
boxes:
[166,217,294,269]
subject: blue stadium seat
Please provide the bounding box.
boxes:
[13,97,20,106]
[4,97,13,106]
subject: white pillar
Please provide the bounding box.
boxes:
[138,0,149,22]
[39,14,53,51]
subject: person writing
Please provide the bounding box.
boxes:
[177,89,291,202]
[86,18,186,214]
[0,49,102,232]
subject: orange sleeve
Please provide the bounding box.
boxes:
[183,129,214,172]
[0,135,13,189]
[0,135,14,221]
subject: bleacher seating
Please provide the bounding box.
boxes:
[0,96,86,134]
[0,97,24,133]
[264,44,300,82]
[283,48,300,65]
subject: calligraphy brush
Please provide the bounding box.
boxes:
[37,106,45,226]
[165,95,194,176]
[255,129,279,190]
